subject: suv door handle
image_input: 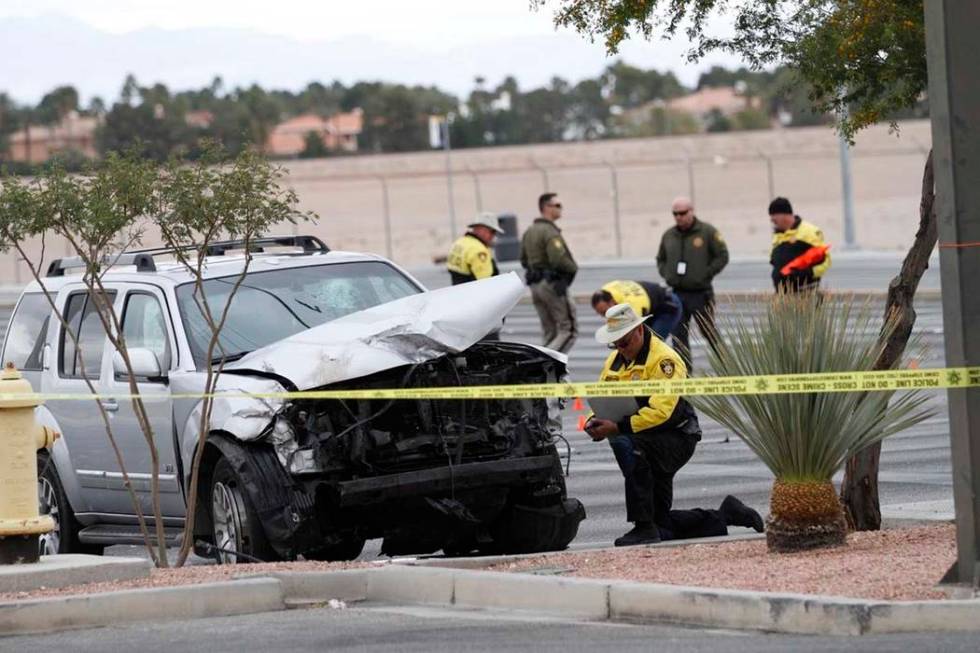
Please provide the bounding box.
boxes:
[100,399,119,412]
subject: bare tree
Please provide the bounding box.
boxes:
[0,161,165,565]
[153,145,311,567]
[2,146,310,567]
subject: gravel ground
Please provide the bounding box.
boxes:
[0,559,370,603]
[491,524,957,601]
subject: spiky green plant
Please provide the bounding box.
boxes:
[691,292,933,552]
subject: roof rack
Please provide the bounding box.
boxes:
[128,235,330,257]
[47,253,158,277]
[46,235,329,277]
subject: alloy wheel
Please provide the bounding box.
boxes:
[211,480,248,563]
[37,476,61,556]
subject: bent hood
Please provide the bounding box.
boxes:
[224,271,528,390]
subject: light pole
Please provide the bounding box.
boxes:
[603,160,623,258]
[377,176,392,259]
[441,114,457,238]
[838,131,858,249]
[925,0,980,590]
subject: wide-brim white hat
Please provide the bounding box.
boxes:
[594,303,652,344]
[468,212,505,235]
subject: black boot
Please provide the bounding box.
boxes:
[719,495,764,533]
[614,522,661,546]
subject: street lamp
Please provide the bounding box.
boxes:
[430,113,457,238]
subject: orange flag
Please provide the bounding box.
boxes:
[781,244,830,276]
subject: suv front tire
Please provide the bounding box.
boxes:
[208,457,277,563]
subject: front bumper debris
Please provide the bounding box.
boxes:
[331,455,557,507]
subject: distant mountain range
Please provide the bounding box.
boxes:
[1,13,742,103]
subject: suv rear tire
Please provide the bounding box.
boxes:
[37,453,105,556]
[208,457,276,563]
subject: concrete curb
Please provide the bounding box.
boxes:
[258,568,369,604]
[0,555,151,593]
[0,577,283,636]
[357,565,980,636]
[3,563,979,637]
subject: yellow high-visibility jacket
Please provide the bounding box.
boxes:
[770,217,831,289]
[597,327,693,436]
[447,233,498,284]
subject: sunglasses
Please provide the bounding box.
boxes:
[547,202,563,209]
[607,337,632,350]
[672,209,690,216]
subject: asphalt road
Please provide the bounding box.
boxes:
[408,250,943,295]
[4,604,978,652]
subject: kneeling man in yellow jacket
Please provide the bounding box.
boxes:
[585,303,764,546]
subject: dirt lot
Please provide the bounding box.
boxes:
[491,524,956,601]
[0,121,932,284]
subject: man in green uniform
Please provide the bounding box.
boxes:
[656,196,729,369]
[520,192,578,353]
[446,213,503,285]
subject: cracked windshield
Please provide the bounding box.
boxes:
[176,261,420,366]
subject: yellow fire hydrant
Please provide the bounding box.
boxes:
[0,362,60,564]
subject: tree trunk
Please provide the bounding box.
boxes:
[842,149,938,530]
[769,479,847,552]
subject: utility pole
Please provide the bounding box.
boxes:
[925,0,980,590]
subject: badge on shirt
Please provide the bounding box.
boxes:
[550,238,565,251]
[478,252,488,261]
[693,236,704,248]
[660,359,676,378]
[631,371,643,381]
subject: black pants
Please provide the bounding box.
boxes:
[617,423,727,541]
[672,289,720,371]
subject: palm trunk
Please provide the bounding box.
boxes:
[768,479,847,552]
[841,150,938,531]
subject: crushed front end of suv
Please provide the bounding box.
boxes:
[176,273,584,561]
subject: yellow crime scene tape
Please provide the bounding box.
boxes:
[2,367,980,403]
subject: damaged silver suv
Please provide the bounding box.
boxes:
[5,236,584,562]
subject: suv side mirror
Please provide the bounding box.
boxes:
[113,348,164,380]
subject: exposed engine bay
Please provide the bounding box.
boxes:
[256,341,584,558]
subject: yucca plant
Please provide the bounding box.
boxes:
[691,292,933,552]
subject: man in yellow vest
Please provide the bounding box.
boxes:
[768,197,832,292]
[447,213,503,285]
[590,280,682,342]
[585,303,763,546]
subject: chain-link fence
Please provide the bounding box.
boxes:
[0,122,933,286]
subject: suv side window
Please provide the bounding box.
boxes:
[2,294,52,371]
[60,291,116,379]
[121,292,172,372]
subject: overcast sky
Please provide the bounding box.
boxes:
[0,0,745,102]
[1,1,564,45]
